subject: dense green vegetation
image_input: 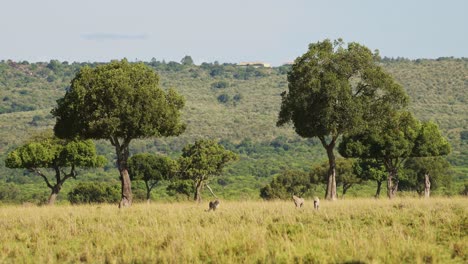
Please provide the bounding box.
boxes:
[0,57,466,203]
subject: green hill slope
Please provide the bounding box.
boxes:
[0,58,466,201]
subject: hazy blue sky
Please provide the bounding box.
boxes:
[1,0,467,65]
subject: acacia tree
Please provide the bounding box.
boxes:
[52,59,185,207]
[128,153,177,202]
[339,112,450,199]
[5,135,105,205]
[178,139,237,203]
[277,39,408,200]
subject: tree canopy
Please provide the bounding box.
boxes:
[178,139,238,202]
[128,153,177,201]
[260,170,312,200]
[310,158,360,198]
[52,59,186,207]
[402,157,451,197]
[277,39,408,200]
[5,134,105,204]
[339,111,451,198]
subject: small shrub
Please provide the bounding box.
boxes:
[211,81,229,89]
[217,93,230,104]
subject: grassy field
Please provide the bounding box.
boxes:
[0,198,466,264]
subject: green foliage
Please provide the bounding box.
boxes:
[310,158,361,197]
[354,159,387,197]
[5,135,105,169]
[179,139,238,201]
[0,182,20,201]
[217,93,230,103]
[166,180,194,200]
[0,57,466,202]
[4,134,106,204]
[179,139,238,181]
[339,111,421,161]
[67,182,120,204]
[260,170,312,199]
[128,153,177,200]
[413,121,451,157]
[180,55,194,66]
[401,157,452,194]
[52,59,186,205]
[340,111,452,198]
[278,39,408,138]
[52,59,186,141]
[278,39,409,199]
[211,81,229,89]
[128,153,177,182]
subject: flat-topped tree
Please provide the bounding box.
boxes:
[5,134,106,205]
[52,59,185,207]
[278,39,408,200]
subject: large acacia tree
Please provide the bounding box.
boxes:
[52,59,185,207]
[277,39,408,200]
[5,135,105,205]
[178,139,237,203]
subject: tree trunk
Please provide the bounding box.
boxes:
[119,167,132,207]
[47,184,62,205]
[424,173,431,198]
[387,169,398,199]
[325,146,337,201]
[375,180,383,198]
[194,180,203,203]
[342,184,349,199]
[115,143,132,208]
[145,181,151,203]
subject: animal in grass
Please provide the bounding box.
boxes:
[292,195,304,208]
[313,197,320,210]
[207,199,220,211]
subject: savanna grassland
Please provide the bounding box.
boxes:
[1,198,466,264]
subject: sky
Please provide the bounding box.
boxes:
[1,0,467,66]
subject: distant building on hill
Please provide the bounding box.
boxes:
[237,62,271,68]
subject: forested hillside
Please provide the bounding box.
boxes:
[0,58,466,202]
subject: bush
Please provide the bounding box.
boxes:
[211,81,229,89]
[260,170,314,200]
[217,93,230,103]
[166,180,194,200]
[67,182,120,204]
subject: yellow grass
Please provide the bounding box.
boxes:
[0,198,466,263]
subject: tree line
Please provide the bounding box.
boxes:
[4,39,455,205]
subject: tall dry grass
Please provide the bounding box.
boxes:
[0,198,466,263]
